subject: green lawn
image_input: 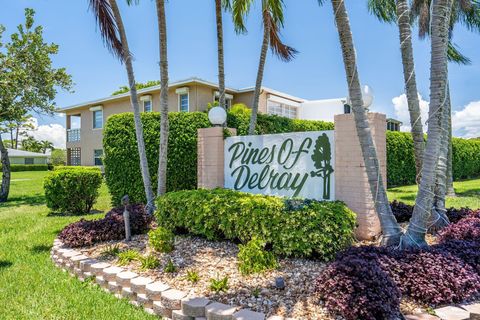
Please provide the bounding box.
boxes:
[388,178,480,209]
[0,171,156,320]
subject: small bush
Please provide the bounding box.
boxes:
[139,254,159,270]
[315,255,401,320]
[438,214,480,242]
[185,270,200,283]
[156,189,356,259]
[44,167,102,214]
[3,164,49,172]
[209,276,229,293]
[437,240,480,274]
[58,204,151,247]
[164,259,177,273]
[117,250,141,266]
[238,238,278,275]
[100,244,120,257]
[148,227,174,253]
[390,201,474,224]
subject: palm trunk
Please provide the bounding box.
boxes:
[0,135,11,202]
[446,107,455,196]
[109,0,155,214]
[331,0,402,246]
[248,11,270,135]
[402,0,452,249]
[429,83,451,232]
[10,128,14,149]
[156,0,169,196]
[396,0,425,181]
[215,0,226,110]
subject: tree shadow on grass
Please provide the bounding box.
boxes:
[46,209,104,217]
[30,244,51,254]
[0,194,45,208]
[0,260,13,269]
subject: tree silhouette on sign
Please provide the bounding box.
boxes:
[310,133,334,199]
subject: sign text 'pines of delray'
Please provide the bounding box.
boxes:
[224,131,335,200]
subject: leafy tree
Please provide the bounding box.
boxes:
[111,80,160,95]
[50,149,66,166]
[0,8,72,201]
[0,114,34,149]
[231,0,297,135]
[90,0,156,213]
[39,140,54,154]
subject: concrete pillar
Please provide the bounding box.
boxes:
[197,127,236,189]
[334,113,387,240]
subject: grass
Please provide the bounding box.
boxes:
[388,178,480,209]
[0,171,156,320]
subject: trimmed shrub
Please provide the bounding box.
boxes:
[156,189,356,259]
[438,213,480,242]
[1,164,49,172]
[44,167,102,214]
[238,237,278,275]
[58,204,151,247]
[148,227,175,253]
[103,112,211,205]
[387,132,480,186]
[315,254,401,320]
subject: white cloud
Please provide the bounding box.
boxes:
[391,94,480,139]
[392,93,429,132]
[452,101,480,138]
[24,117,66,149]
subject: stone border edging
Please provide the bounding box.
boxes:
[50,238,269,320]
[50,238,480,320]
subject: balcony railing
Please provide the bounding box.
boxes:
[67,129,81,142]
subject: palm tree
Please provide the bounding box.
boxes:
[401,0,453,249]
[232,0,297,135]
[368,0,425,181]
[216,0,228,110]
[89,0,156,213]
[39,140,54,154]
[155,0,169,196]
[326,0,403,246]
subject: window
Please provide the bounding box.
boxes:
[68,148,81,166]
[143,100,152,112]
[179,93,189,112]
[93,110,103,129]
[25,158,34,165]
[267,100,298,119]
[344,104,351,114]
[94,149,103,166]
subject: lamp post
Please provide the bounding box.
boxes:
[346,85,374,111]
[208,106,227,127]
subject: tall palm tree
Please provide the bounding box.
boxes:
[232,0,297,135]
[401,0,453,249]
[368,0,425,181]
[89,0,155,213]
[325,0,403,245]
[155,0,169,196]
[216,0,227,110]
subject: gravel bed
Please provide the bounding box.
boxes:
[81,235,333,319]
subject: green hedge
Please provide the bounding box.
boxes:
[156,189,356,259]
[1,164,49,172]
[103,112,211,205]
[44,167,103,214]
[386,132,480,186]
[103,111,332,205]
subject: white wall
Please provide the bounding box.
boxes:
[298,98,345,122]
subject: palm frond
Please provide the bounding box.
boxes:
[231,0,253,33]
[367,0,397,23]
[125,0,140,5]
[447,41,471,65]
[264,10,297,62]
[88,0,124,61]
[266,0,285,27]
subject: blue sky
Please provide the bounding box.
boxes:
[1,0,480,144]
